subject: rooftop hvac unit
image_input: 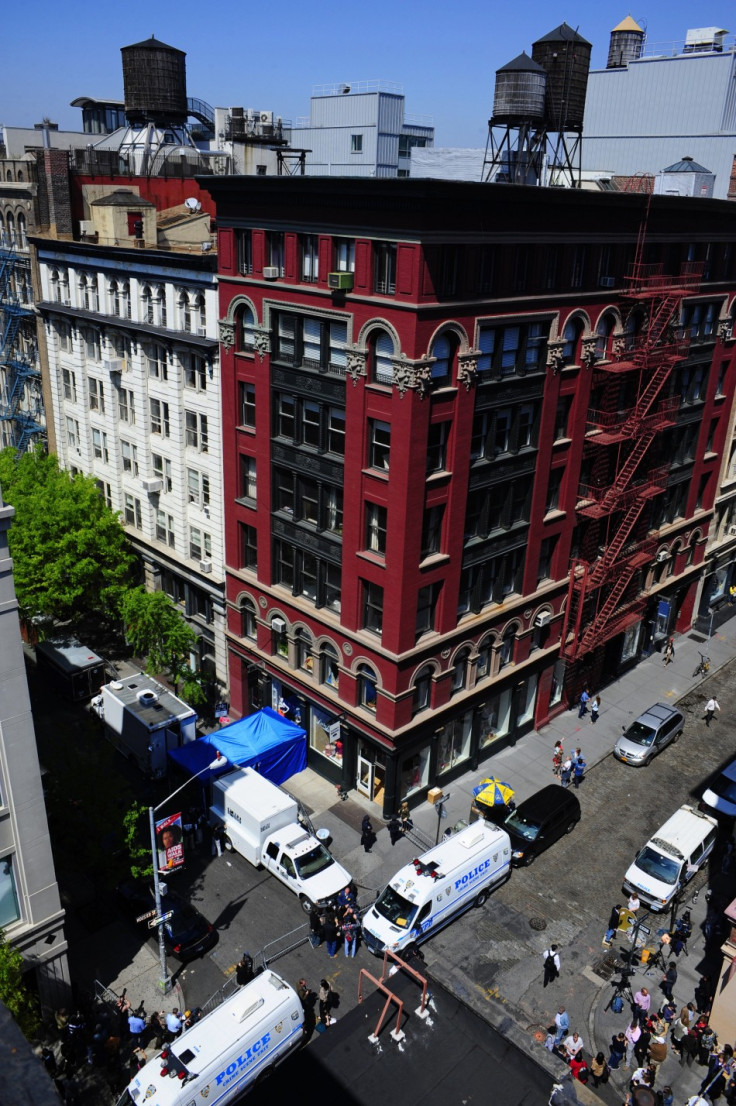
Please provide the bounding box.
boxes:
[199,559,212,573]
[259,111,273,125]
[271,616,286,633]
[655,549,670,563]
[141,477,162,494]
[263,266,280,280]
[535,612,552,627]
[328,272,354,291]
[137,689,158,705]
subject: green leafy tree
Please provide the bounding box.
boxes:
[121,588,207,706]
[122,801,153,881]
[0,930,40,1039]
[0,447,133,621]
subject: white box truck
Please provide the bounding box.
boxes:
[361,821,511,954]
[117,970,303,1106]
[210,766,353,913]
[93,673,197,779]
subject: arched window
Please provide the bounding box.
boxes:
[121,281,131,319]
[357,663,378,712]
[498,627,516,669]
[294,628,313,672]
[451,648,471,694]
[17,171,23,182]
[0,214,5,247]
[238,304,255,352]
[194,294,206,333]
[476,639,493,680]
[155,286,167,327]
[178,291,191,331]
[430,332,457,385]
[320,643,340,689]
[562,318,583,364]
[240,598,257,639]
[16,213,26,250]
[141,285,153,324]
[412,665,433,714]
[367,329,394,385]
[109,280,120,316]
[595,313,615,360]
[49,269,60,302]
[6,213,15,246]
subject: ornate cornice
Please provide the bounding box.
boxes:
[393,355,433,398]
[346,347,367,385]
[218,318,235,352]
[457,349,481,391]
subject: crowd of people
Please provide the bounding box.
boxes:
[308,886,361,958]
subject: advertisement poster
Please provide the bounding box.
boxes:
[156,812,184,872]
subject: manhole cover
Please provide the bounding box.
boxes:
[529,917,547,931]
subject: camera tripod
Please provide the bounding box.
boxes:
[605,965,635,1012]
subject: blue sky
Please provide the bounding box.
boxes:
[2,2,734,146]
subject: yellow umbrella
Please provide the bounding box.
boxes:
[473,777,515,808]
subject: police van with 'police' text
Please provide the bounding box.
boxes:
[117,971,303,1106]
[361,821,511,955]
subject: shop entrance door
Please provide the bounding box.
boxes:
[356,743,386,806]
[356,754,374,799]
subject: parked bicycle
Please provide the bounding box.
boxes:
[693,652,711,677]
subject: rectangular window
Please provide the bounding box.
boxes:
[237,230,253,275]
[324,562,341,612]
[426,421,450,473]
[362,581,384,635]
[239,382,256,428]
[369,419,391,471]
[85,330,101,362]
[185,411,208,452]
[299,476,319,525]
[538,535,556,582]
[190,527,212,561]
[351,134,363,153]
[66,416,79,451]
[274,468,295,514]
[240,454,257,500]
[240,523,258,569]
[327,407,346,455]
[119,388,135,424]
[494,409,512,455]
[334,238,355,273]
[150,398,170,437]
[276,394,296,439]
[88,377,104,412]
[187,467,209,507]
[365,502,387,555]
[325,486,343,534]
[267,231,285,276]
[300,234,319,282]
[184,353,207,391]
[554,395,572,440]
[124,493,142,529]
[546,467,563,512]
[147,344,168,380]
[302,401,320,448]
[96,480,112,509]
[374,242,397,295]
[416,582,441,637]
[477,320,549,378]
[421,504,444,558]
[62,368,77,403]
[153,454,173,493]
[92,428,109,463]
[121,440,138,475]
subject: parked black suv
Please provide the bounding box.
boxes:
[116,880,218,962]
[503,785,581,867]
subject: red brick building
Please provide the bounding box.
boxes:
[207,176,736,815]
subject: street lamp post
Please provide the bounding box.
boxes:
[149,754,224,994]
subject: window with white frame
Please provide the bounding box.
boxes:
[334,238,355,273]
[267,232,285,276]
[141,284,153,324]
[96,480,112,508]
[92,428,109,463]
[185,411,209,452]
[189,527,212,561]
[88,377,105,413]
[153,453,173,493]
[300,234,319,282]
[147,344,169,380]
[239,381,256,427]
[150,398,170,437]
[365,502,387,555]
[121,440,138,475]
[368,419,391,471]
[79,272,99,312]
[184,353,207,391]
[66,416,79,451]
[124,493,142,529]
[154,286,167,327]
[57,322,72,352]
[155,509,176,547]
[85,330,101,363]
[62,368,77,403]
[118,388,135,424]
[351,134,363,153]
[177,291,191,331]
[240,455,256,500]
[187,467,210,507]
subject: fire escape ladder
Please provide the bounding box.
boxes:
[593,430,655,514]
[561,560,589,660]
[1,311,21,360]
[588,498,646,586]
[624,357,676,430]
[579,568,636,653]
[640,291,679,352]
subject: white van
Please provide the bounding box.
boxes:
[361,821,511,954]
[117,971,303,1106]
[623,804,718,911]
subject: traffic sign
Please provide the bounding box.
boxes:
[136,909,157,924]
[148,911,173,929]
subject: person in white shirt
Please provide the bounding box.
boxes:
[543,945,561,987]
[562,1032,584,1059]
[705,698,720,727]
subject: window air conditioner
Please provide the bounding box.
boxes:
[141,477,163,494]
[263,266,280,280]
[655,549,670,563]
[103,359,123,374]
[197,326,207,337]
[328,272,354,291]
[534,612,552,628]
[199,559,212,573]
[271,616,286,633]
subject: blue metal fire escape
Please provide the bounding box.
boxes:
[0,247,44,453]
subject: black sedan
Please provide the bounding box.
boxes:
[116,880,218,962]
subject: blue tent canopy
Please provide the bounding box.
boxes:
[168,707,307,785]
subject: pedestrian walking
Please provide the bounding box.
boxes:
[578,688,590,718]
[543,944,560,987]
[552,741,564,777]
[308,907,322,949]
[634,1024,651,1067]
[399,800,413,831]
[148,1011,164,1050]
[633,987,651,1023]
[624,1021,641,1068]
[554,1006,570,1044]
[591,695,601,723]
[387,815,402,846]
[560,758,572,788]
[705,697,720,727]
[663,637,675,666]
[360,815,376,853]
[590,1052,609,1087]
[662,962,678,1001]
[604,904,622,944]
[573,756,586,789]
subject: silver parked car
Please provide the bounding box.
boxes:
[614,703,685,767]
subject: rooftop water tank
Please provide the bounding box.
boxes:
[607,15,645,69]
[121,36,188,127]
[532,23,592,131]
[492,52,547,124]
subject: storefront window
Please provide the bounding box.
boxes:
[479,689,512,748]
[0,856,20,928]
[709,565,729,606]
[550,661,564,707]
[516,674,537,727]
[438,712,472,773]
[399,747,430,799]
[621,621,641,662]
[310,706,343,765]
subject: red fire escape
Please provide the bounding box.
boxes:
[560,257,703,666]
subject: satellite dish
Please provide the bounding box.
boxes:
[184,197,202,213]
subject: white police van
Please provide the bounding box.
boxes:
[117,971,303,1106]
[361,821,511,955]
